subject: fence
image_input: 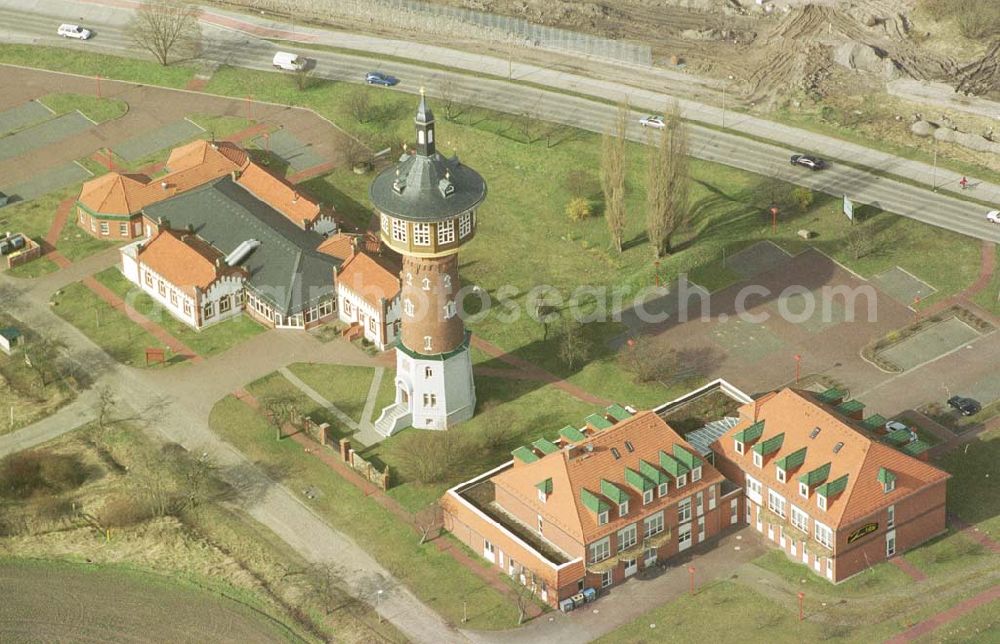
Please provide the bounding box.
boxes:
[226,0,652,66]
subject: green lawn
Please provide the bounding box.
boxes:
[93,267,265,359]
[55,206,120,263]
[0,44,195,88]
[285,362,374,423]
[4,257,58,279]
[361,376,599,512]
[751,548,910,598]
[245,371,353,440]
[0,187,67,245]
[936,425,1000,536]
[38,93,128,124]
[209,395,521,630]
[50,281,168,367]
[971,246,1000,317]
[903,530,991,579]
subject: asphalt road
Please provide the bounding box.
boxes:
[1,1,998,243]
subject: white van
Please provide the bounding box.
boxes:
[272,52,305,71]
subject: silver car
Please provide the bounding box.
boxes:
[639,115,665,129]
[57,24,92,40]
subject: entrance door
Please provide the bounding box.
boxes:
[886,530,896,557]
[643,547,657,568]
[678,523,692,552]
[623,559,637,577]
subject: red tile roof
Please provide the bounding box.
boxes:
[492,411,725,544]
[235,162,322,228]
[79,140,248,216]
[316,232,356,261]
[336,251,401,307]
[136,228,244,296]
[712,388,949,526]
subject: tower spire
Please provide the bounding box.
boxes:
[414,87,436,156]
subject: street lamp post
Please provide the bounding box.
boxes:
[688,565,696,595]
[722,75,734,129]
[376,589,384,623]
[797,591,805,621]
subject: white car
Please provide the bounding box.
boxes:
[885,421,918,443]
[58,24,92,40]
[987,209,1000,224]
[639,115,665,129]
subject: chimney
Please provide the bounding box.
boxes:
[160,181,168,191]
[292,191,299,203]
[350,235,359,257]
[231,170,241,181]
[215,257,222,267]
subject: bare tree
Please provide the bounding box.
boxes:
[845,223,877,259]
[646,102,690,257]
[557,319,590,371]
[293,65,314,91]
[619,340,680,384]
[127,1,202,66]
[414,502,441,544]
[262,393,298,441]
[512,575,536,625]
[347,89,375,124]
[601,99,629,253]
[438,79,463,121]
[23,334,67,388]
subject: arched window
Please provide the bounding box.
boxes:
[428,129,434,143]
[418,130,425,145]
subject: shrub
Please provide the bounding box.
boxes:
[792,186,814,213]
[0,452,88,499]
[565,197,592,222]
[618,340,680,384]
[97,495,152,528]
[385,429,470,484]
[564,169,599,198]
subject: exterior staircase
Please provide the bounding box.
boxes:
[373,402,411,437]
[342,323,363,342]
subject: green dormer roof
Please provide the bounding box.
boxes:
[734,420,764,444]
[559,425,587,442]
[901,440,930,457]
[753,432,785,456]
[816,388,846,403]
[886,428,911,445]
[861,414,887,431]
[816,474,849,498]
[837,399,865,414]
[625,467,655,492]
[672,444,703,469]
[535,478,553,494]
[512,446,539,464]
[585,413,614,431]
[877,467,895,485]
[581,488,610,514]
[659,451,689,478]
[600,479,629,504]
[775,447,807,472]
[639,459,669,485]
[605,404,632,422]
[799,462,831,487]
[532,438,560,455]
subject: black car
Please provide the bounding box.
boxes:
[790,154,825,170]
[947,396,981,416]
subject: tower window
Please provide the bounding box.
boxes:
[443,274,452,291]
[443,300,457,319]
[423,393,437,407]
[438,220,455,244]
[381,215,389,233]
[424,336,433,351]
[421,277,431,291]
[418,130,425,144]
[459,212,472,238]
[413,223,431,246]
[425,366,433,378]
[392,219,407,243]
[404,299,414,317]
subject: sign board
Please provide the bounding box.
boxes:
[843,195,854,221]
[145,347,166,366]
[847,522,879,544]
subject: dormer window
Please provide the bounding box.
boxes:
[879,467,896,494]
[817,493,827,511]
[438,178,455,197]
[799,482,809,498]
[643,489,653,505]
[598,510,609,526]
[676,474,687,489]
[752,451,763,468]
[691,466,702,482]
[883,478,895,493]
[537,488,547,503]
[618,501,629,517]
[734,440,744,455]
[776,467,786,483]
[658,482,668,497]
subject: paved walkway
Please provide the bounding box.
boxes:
[884,584,1000,644]
[889,556,927,582]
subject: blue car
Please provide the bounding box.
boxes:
[365,71,398,87]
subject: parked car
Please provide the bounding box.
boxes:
[790,154,825,170]
[57,24,92,40]
[947,396,981,416]
[272,51,305,71]
[365,71,398,87]
[885,421,918,443]
[987,209,1000,224]
[639,115,665,129]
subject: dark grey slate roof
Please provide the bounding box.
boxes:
[370,151,486,222]
[143,178,338,316]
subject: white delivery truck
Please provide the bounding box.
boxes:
[272,52,305,71]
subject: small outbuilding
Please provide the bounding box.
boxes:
[0,327,22,355]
